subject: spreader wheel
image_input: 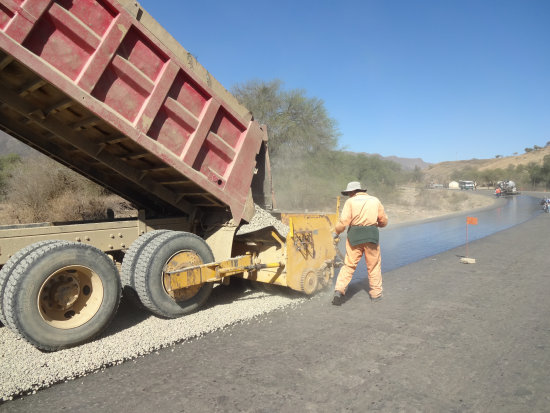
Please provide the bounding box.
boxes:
[300,269,319,295]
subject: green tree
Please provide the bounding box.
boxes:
[450,166,481,182]
[410,165,424,183]
[479,169,498,187]
[233,79,342,209]
[232,79,339,159]
[538,155,550,188]
[520,159,550,189]
[232,79,410,210]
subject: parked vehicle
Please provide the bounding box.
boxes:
[459,180,475,190]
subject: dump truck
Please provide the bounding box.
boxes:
[0,0,338,351]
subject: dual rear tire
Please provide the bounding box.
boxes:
[0,232,216,350]
[1,241,121,351]
[127,231,214,318]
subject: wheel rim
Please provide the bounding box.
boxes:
[163,250,203,301]
[38,265,104,329]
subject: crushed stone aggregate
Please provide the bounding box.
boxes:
[236,205,289,237]
[0,288,310,401]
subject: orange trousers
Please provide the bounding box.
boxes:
[335,240,382,298]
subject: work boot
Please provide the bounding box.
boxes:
[370,294,383,303]
[332,291,344,306]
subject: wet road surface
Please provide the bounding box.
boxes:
[379,194,542,273]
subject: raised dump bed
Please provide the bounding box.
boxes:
[0,0,269,223]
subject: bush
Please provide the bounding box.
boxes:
[2,157,126,224]
[269,149,408,212]
[414,189,466,211]
[415,189,443,210]
[0,153,21,197]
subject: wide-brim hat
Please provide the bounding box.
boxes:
[341,181,366,195]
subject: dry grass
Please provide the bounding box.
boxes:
[1,157,136,225]
[0,156,496,227]
[415,189,465,211]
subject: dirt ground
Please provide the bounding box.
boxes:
[2,196,548,412]
[384,187,496,224]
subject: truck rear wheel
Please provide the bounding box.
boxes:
[3,241,121,351]
[121,230,172,308]
[0,240,66,327]
[134,232,214,318]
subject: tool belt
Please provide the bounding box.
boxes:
[347,225,379,246]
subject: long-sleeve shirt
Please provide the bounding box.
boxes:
[338,192,388,229]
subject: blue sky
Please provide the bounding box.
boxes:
[138,0,549,164]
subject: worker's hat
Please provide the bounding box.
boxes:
[341,181,366,195]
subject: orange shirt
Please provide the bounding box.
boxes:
[339,192,388,228]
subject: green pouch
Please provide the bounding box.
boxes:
[347,225,379,246]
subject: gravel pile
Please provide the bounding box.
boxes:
[0,287,309,401]
[236,205,289,237]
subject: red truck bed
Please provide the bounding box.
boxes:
[0,0,268,223]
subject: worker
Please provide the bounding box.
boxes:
[332,181,388,305]
[495,187,501,197]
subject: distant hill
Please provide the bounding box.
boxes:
[424,146,550,183]
[346,151,432,171]
[380,155,431,171]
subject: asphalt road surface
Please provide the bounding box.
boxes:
[1,213,549,412]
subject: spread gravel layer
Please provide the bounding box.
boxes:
[0,287,307,401]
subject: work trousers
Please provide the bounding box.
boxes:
[335,240,382,298]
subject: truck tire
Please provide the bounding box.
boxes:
[3,241,121,351]
[0,240,68,327]
[120,230,172,308]
[134,232,214,318]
